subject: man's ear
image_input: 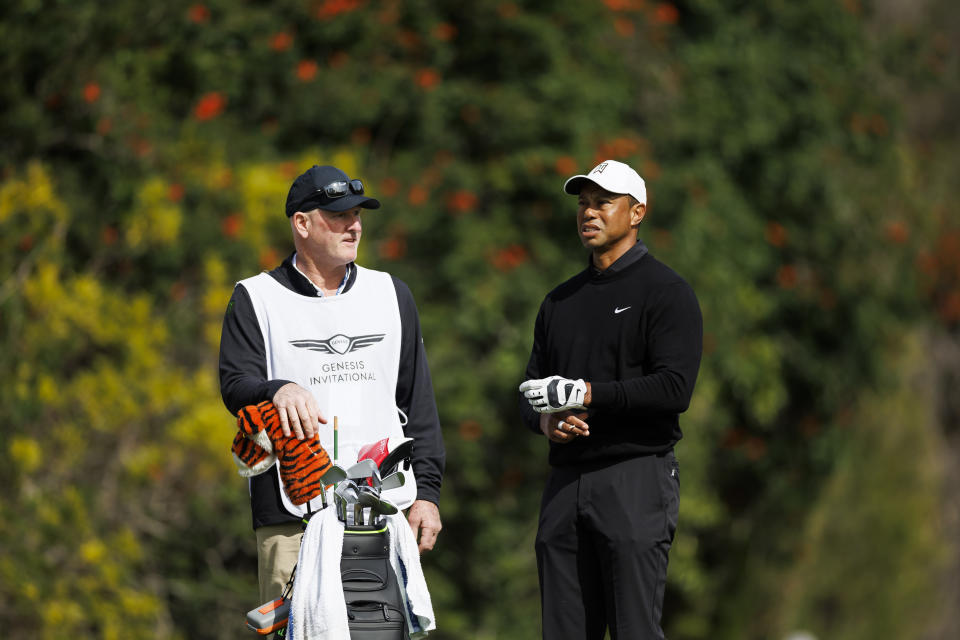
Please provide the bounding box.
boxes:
[291,211,311,239]
[631,202,646,227]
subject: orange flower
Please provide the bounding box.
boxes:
[653,3,679,24]
[940,290,960,324]
[397,29,421,50]
[188,4,210,23]
[884,220,908,244]
[849,113,868,134]
[129,137,152,157]
[446,189,477,213]
[652,228,673,250]
[459,420,482,441]
[280,162,299,179]
[222,214,243,238]
[777,264,797,289]
[490,244,529,271]
[408,185,429,205]
[416,68,440,90]
[83,83,101,103]
[170,281,187,302]
[433,23,457,41]
[869,114,888,137]
[102,226,119,246]
[259,248,279,270]
[641,159,661,181]
[555,155,578,176]
[720,427,746,450]
[329,51,349,68]
[499,467,525,490]
[916,251,937,277]
[497,2,519,18]
[596,136,641,160]
[614,17,635,36]
[380,177,399,197]
[168,183,185,203]
[351,127,370,144]
[378,236,407,260]
[18,235,34,251]
[296,60,318,81]
[270,32,293,51]
[764,221,788,248]
[96,117,112,135]
[194,92,226,120]
[316,0,362,20]
[842,0,861,15]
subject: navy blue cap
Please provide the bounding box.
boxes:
[285,165,381,216]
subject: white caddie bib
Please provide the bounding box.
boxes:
[240,265,409,516]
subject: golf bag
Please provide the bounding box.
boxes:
[341,523,409,640]
[245,523,408,639]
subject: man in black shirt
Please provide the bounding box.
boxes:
[519,159,702,639]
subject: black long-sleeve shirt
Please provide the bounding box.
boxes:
[520,241,702,467]
[220,253,445,527]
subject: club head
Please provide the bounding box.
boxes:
[346,459,378,481]
[321,464,348,487]
[380,470,406,491]
[373,497,399,517]
[335,480,359,503]
[358,487,399,516]
[357,486,379,507]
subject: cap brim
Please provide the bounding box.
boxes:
[308,194,382,212]
[563,175,595,195]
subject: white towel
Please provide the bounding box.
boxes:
[386,514,436,638]
[286,501,348,640]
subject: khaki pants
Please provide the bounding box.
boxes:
[255,522,304,605]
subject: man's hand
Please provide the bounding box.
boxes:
[407,500,442,554]
[540,411,590,443]
[520,376,588,413]
[272,383,327,440]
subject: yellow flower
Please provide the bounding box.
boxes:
[10,436,42,473]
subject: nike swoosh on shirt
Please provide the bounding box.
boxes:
[614,306,632,314]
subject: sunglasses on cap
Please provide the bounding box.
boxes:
[317,179,364,199]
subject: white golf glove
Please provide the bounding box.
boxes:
[519,376,587,413]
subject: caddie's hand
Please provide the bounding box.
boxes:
[407,500,442,554]
[540,411,590,443]
[272,383,327,440]
[520,376,588,413]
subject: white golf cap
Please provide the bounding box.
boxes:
[563,159,646,205]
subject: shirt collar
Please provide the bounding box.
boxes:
[589,240,649,277]
[291,253,352,297]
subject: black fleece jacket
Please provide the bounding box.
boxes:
[520,242,702,467]
[220,253,445,527]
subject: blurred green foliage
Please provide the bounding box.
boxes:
[1,0,957,638]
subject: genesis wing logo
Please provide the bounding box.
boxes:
[290,333,385,355]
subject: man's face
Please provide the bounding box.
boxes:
[301,206,363,266]
[576,183,643,252]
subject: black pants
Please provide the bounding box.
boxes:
[535,452,679,640]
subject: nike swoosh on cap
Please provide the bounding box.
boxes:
[614,306,632,314]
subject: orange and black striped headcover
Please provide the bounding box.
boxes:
[230,401,332,505]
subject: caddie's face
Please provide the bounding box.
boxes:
[300,206,363,266]
[576,183,644,252]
